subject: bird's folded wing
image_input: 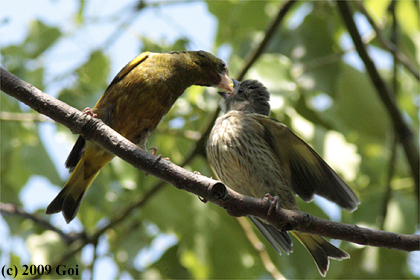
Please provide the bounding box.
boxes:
[107,52,151,89]
[256,115,360,212]
[65,52,151,172]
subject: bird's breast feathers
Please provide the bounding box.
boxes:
[210,112,265,147]
[208,111,298,202]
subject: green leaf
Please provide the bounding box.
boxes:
[325,63,392,141]
[75,0,86,25]
[140,37,188,53]
[207,1,269,53]
[0,95,61,203]
[269,3,342,96]
[294,93,335,131]
[150,245,191,278]
[59,50,110,109]
[24,20,61,59]
[245,53,295,94]
[76,50,110,94]
[396,1,420,34]
[22,132,62,186]
[1,20,59,91]
[1,45,30,71]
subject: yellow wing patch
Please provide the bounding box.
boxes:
[95,52,151,107]
[115,52,151,83]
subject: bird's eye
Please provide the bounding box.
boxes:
[238,88,244,93]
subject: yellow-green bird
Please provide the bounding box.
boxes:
[206,79,360,276]
[47,51,233,223]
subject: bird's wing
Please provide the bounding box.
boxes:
[64,52,152,171]
[255,114,360,211]
[108,52,150,90]
[96,51,151,106]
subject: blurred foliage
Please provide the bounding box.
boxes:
[1,0,419,279]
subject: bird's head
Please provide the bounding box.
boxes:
[219,79,271,116]
[185,50,233,93]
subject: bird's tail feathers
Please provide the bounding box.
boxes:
[292,232,349,277]
[46,156,101,223]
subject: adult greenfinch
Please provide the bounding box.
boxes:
[47,51,233,223]
[206,79,360,276]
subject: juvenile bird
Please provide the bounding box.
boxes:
[206,79,360,276]
[47,51,233,223]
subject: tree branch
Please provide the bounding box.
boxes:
[336,0,419,195]
[378,0,400,231]
[0,112,52,122]
[238,0,296,81]
[0,203,75,244]
[2,66,418,252]
[91,181,165,240]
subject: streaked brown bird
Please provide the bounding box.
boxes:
[206,79,360,276]
[47,50,233,223]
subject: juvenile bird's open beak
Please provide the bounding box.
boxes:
[216,73,234,93]
[232,78,239,89]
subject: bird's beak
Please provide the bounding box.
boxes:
[216,73,234,93]
[218,78,239,99]
[232,78,240,89]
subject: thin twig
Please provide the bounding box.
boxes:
[238,0,296,81]
[0,203,75,244]
[101,2,146,50]
[378,136,398,230]
[0,112,52,122]
[353,0,419,81]
[378,0,400,231]
[91,181,165,240]
[237,217,286,280]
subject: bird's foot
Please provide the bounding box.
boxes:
[149,147,158,156]
[145,147,169,178]
[263,193,280,216]
[82,107,98,118]
[150,147,170,163]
